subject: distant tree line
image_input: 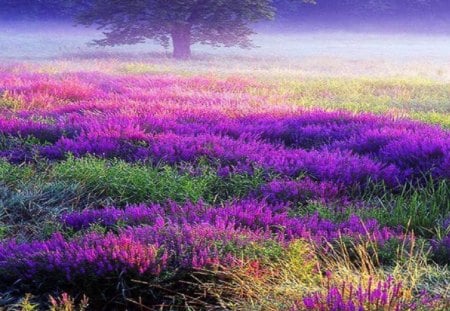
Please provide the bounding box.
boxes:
[1,0,449,21]
[275,0,450,19]
[0,0,87,20]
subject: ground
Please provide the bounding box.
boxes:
[0,25,449,310]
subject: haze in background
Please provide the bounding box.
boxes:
[0,0,449,80]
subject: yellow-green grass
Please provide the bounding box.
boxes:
[275,78,450,127]
[200,238,450,311]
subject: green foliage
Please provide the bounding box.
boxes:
[239,240,285,263]
[0,224,7,239]
[51,156,265,205]
[290,201,339,219]
[52,156,209,204]
[0,160,33,187]
[360,179,450,237]
[370,237,429,267]
[0,157,267,239]
[210,168,266,203]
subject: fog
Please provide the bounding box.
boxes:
[1,20,449,81]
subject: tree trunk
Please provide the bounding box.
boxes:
[171,25,192,60]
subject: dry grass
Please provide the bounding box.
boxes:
[197,238,449,310]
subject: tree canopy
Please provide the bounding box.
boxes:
[0,0,312,59]
[75,0,286,59]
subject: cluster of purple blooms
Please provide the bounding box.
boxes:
[0,218,262,283]
[259,178,345,204]
[300,277,441,311]
[1,112,448,186]
[0,200,399,284]
[61,200,399,244]
[0,72,449,306]
[1,73,449,190]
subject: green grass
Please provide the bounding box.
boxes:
[2,156,449,240]
[52,156,265,205]
[0,160,34,187]
[289,178,450,239]
[358,179,450,237]
[0,157,267,239]
[274,78,450,127]
[52,156,212,204]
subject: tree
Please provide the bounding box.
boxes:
[75,0,287,59]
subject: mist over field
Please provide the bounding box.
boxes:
[2,21,450,59]
[0,1,449,310]
[2,20,450,83]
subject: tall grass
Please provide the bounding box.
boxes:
[360,179,450,237]
[198,237,449,310]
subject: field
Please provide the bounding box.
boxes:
[0,28,449,310]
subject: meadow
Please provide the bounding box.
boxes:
[0,29,449,310]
